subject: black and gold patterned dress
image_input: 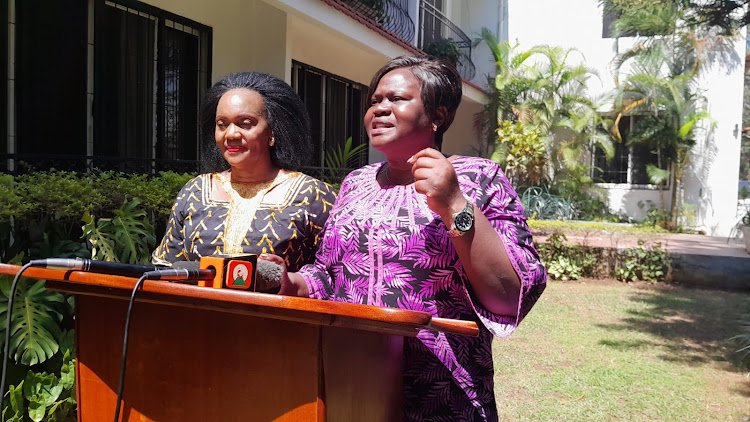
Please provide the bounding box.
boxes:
[152,171,337,272]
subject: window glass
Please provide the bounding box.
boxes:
[292,61,369,174]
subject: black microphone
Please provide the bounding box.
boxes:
[29,258,166,278]
[143,261,215,281]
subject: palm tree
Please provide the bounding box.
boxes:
[476,30,614,176]
[604,0,734,228]
[611,26,714,228]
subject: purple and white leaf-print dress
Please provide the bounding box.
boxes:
[299,156,547,421]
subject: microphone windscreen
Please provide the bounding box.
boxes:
[171,261,201,270]
[255,259,282,293]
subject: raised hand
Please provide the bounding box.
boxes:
[408,148,467,222]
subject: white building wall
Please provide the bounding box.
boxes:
[507,0,745,234]
[685,32,746,235]
[448,0,506,88]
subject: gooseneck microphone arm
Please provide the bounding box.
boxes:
[29,258,165,278]
[143,268,216,281]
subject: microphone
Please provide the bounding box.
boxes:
[155,255,282,293]
[29,258,166,278]
[143,262,215,281]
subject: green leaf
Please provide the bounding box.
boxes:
[23,371,63,409]
[646,164,670,185]
[8,381,24,417]
[82,198,156,264]
[324,137,367,185]
[0,280,64,365]
[46,397,76,421]
[28,399,46,422]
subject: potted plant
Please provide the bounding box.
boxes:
[740,209,750,254]
[423,38,461,66]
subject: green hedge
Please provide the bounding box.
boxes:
[0,170,195,263]
[1,171,193,224]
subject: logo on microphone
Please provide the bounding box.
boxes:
[227,262,250,289]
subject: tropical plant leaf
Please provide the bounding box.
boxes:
[324,137,367,185]
[82,198,156,265]
[29,233,90,261]
[23,371,63,422]
[0,279,64,366]
[81,212,118,262]
[646,164,670,185]
[46,396,76,422]
[7,381,24,421]
[58,330,75,391]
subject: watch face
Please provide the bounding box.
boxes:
[455,211,473,232]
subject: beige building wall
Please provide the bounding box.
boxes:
[141,0,488,162]
[141,0,288,81]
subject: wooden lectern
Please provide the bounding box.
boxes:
[0,264,478,422]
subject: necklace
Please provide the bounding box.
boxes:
[382,163,415,186]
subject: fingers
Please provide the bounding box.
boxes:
[406,148,464,218]
[259,253,285,266]
[407,147,443,165]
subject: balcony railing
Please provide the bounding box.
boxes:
[338,0,415,43]
[418,1,476,80]
[0,154,201,175]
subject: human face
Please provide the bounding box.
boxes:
[215,88,273,174]
[365,68,435,160]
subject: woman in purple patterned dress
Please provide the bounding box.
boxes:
[264,56,547,421]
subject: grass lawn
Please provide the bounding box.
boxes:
[494,279,750,421]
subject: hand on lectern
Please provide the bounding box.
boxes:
[259,254,309,297]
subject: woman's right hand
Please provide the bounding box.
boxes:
[258,253,309,297]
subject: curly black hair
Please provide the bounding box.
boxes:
[199,72,313,173]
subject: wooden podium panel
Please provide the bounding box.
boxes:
[77,295,320,421]
[0,264,477,422]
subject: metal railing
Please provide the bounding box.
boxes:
[0,154,201,175]
[338,0,414,43]
[418,1,475,80]
[0,155,356,186]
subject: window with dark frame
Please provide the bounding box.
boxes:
[94,0,211,173]
[3,0,211,175]
[0,0,7,173]
[292,61,369,173]
[592,115,665,186]
[15,0,88,172]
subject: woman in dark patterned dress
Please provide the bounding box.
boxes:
[264,56,547,421]
[152,72,336,273]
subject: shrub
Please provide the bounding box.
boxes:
[493,121,547,187]
[0,171,194,262]
[546,256,583,280]
[615,241,668,282]
[521,187,577,220]
[536,231,599,280]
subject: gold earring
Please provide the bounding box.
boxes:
[269,137,275,146]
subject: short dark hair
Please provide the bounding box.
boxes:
[367,55,462,149]
[199,72,313,173]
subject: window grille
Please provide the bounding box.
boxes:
[292,61,369,177]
